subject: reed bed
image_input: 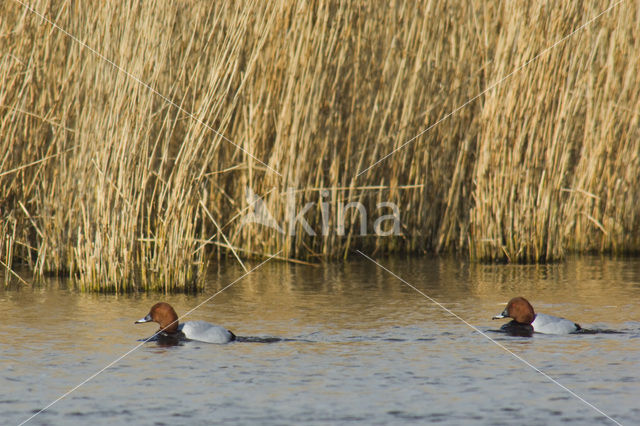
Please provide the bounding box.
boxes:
[0,0,638,291]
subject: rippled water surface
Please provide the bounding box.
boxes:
[2,257,640,425]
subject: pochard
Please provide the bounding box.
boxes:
[492,297,581,335]
[135,302,236,344]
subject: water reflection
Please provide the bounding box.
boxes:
[1,256,639,425]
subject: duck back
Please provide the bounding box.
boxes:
[179,321,236,343]
[532,313,580,334]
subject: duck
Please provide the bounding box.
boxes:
[135,302,236,343]
[492,297,581,335]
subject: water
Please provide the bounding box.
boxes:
[1,256,639,425]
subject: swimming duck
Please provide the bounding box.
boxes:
[135,302,236,343]
[493,297,581,335]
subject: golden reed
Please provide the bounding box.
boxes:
[1,1,638,291]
